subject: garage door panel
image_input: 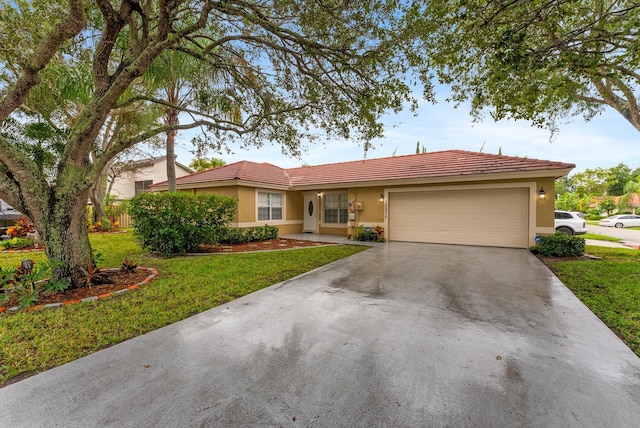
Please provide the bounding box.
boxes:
[389,188,529,248]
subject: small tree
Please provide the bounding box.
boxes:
[598,197,617,217]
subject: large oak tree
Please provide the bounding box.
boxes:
[0,0,418,285]
[416,0,640,133]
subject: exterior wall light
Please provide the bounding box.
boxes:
[379,193,384,202]
[317,191,321,198]
[538,188,546,200]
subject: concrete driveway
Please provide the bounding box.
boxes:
[2,243,640,427]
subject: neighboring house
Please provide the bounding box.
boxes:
[108,156,194,200]
[151,150,574,248]
[593,193,640,214]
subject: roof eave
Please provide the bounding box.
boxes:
[152,179,290,192]
[290,168,575,190]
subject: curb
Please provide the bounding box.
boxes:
[0,267,158,313]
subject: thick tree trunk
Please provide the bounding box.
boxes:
[37,192,94,288]
[165,107,179,192]
[89,173,107,223]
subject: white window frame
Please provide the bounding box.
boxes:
[256,191,284,222]
[323,192,349,225]
[134,179,153,195]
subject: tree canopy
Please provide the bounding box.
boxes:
[0,0,420,284]
[417,0,640,134]
[190,157,226,172]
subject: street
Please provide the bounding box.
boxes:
[587,224,640,246]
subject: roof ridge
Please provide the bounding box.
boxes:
[285,149,560,172]
[286,150,455,172]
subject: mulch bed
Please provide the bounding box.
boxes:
[195,238,335,254]
[0,268,156,312]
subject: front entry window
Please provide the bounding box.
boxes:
[258,192,283,221]
[323,193,348,224]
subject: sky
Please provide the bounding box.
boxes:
[172,93,639,176]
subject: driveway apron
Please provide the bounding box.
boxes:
[1,243,639,427]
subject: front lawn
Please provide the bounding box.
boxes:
[0,232,367,387]
[545,245,640,357]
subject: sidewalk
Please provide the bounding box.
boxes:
[585,239,640,249]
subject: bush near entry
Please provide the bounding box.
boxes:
[129,192,236,255]
[533,232,585,257]
[216,225,279,244]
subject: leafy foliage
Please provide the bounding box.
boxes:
[353,224,385,242]
[607,164,632,196]
[120,258,137,274]
[129,192,236,255]
[216,225,279,245]
[418,1,640,134]
[0,0,419,283]
[189,157,226,172]
[533,233,585,258]
[0,260,68,309]
[0,237,35,251]
[598,197,617,217]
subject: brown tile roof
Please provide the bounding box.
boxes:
[155,160,290,187]
[593,193,640,207]
[162,150,574,189]
[288,150,574,186]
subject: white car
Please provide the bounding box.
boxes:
[598,214,640,228]
[554,210,587,236]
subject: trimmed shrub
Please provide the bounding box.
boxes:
[216,225,279,244]
[534,232,585,257]
[1,237,35,250]
[129,192,236,255]
[353,224,384,242]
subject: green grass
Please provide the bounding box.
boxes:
[0,232,367,386]
[545,245,640,357]
[581,233,621,242]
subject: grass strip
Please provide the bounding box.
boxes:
[0,233,366,386]
[581,233,621,242]
[545,245,640,357]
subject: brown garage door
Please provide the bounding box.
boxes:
[388,187,529,248]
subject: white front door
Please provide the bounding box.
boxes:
[303,194,318,232]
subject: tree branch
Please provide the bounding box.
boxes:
[0,0,86,122]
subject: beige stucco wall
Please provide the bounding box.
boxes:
[194,186,238,198]
[109,158,192,200]
[534,177,555,230]
[286,191,304,222]
[277,223,304,235]
[237,186,256,223]
[169,175,557,239]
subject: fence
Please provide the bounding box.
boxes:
[87,203,134,229]
[112,211,134,228]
